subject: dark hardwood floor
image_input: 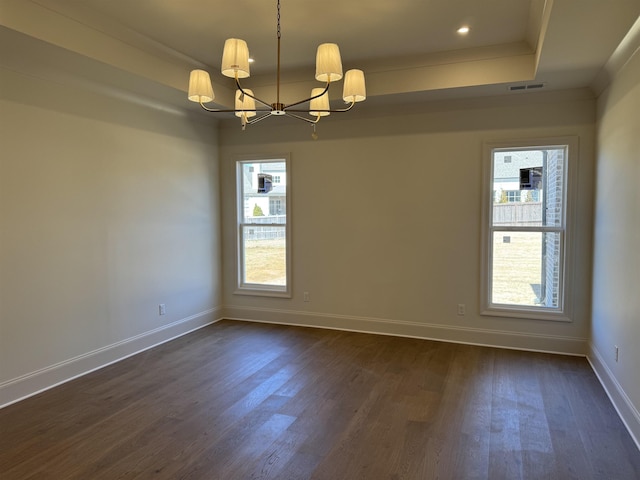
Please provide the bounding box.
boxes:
[1,320,639,479]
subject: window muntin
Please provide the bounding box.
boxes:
[236,156,290,296]
[482,140,575,321]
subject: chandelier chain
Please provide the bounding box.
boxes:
[277,0,281,39]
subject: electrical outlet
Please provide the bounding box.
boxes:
[457,303,466,316]
[615,345,619,362]
[303,292,310,302]
[159,304,166,316]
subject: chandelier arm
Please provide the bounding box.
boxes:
[198,102,239,113]
[198,102,271,114]
[235,77,273,110]
[284,100,356,114]
[245,112,274,125]
[283,82,330,110]
[285,112,322,124]
[329,100,356,113]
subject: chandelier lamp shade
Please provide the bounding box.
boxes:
[187,0,366,137]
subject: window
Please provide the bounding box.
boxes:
[236,155,290,296]
[503,190,522,202]
[269,198,284,215]
[481,138,577,321]
[495,189,541,203]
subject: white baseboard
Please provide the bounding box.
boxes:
[588,343,640,451]
[0,307,223,408]
[222,305,587,356]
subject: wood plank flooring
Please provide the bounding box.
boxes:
[1,320,639,479]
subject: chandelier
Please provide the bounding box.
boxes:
[187,0,366,138]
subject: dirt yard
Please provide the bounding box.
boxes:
[491,231,543,306]
[243,239,287,285]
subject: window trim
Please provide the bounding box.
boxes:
[480,137,578,322]
[234,154,292,298]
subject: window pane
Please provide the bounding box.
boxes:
[241,161,287,224]
[242,226,286,286]
[492,148,564,227]
[491,231,561,308]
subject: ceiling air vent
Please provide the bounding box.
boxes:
[509,82,546,92]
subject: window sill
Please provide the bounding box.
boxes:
[481,305,572,322]
[234,286,291,299]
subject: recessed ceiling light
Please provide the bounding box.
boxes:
[457,26,470,35]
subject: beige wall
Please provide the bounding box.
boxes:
[591,29,640,443]
[0,66,221,404]
[219,90,596,354]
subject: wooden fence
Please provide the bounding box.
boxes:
[493,202,542,226]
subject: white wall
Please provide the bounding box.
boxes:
[219,90,596,355]
[590,25,640,445]
[0,66,221,405]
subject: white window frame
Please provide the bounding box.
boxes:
[235,154,291,297]
[480,137,578,322]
